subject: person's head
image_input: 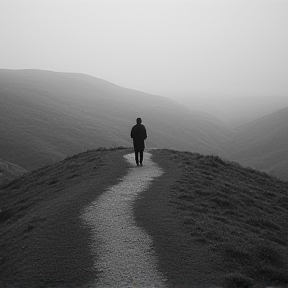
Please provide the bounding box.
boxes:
[136,118,142,124]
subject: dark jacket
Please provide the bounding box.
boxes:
[130,123,147,151]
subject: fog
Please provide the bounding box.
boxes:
[1,0,288,123]
[163,93,288,126]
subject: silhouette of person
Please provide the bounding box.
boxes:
[130,118,147,166]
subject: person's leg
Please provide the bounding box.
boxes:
[139,151,143,165]
[134,150,139,165]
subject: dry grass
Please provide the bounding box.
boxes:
[1,147,288,288]
[0,147,130,287]
[145,149,288,288]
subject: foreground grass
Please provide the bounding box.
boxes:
[1,147,288,287]
[0,147,130,287]
[148,149,288,287]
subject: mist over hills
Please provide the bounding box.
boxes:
[0,69,287,181]
[163,93,288,181]
[164,92,288,127]
[226,107,288,180]
[0,69,229,171]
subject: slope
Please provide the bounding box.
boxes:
[225,107,288,180]
[0,148,129,287]
[1,148,288,287]
[0,158,27,187]
[0,69,230,171]
[138,149,288,287]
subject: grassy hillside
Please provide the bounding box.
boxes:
[0,147,130,287]
[1,148,288,287]
[138,149,288,287]
[0,69,229,171]
[226,107,288,180]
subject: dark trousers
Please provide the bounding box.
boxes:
[134,150,143,164]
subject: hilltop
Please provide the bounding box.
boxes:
[1,148,288,287]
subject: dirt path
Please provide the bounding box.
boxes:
[135,149,224,288]
[81,152,166,287]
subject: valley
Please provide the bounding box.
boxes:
[0,69,287,182]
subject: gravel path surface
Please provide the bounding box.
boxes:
[81,152,166,288]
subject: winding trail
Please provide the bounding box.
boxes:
[81,152,166,287]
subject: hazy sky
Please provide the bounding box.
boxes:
[1,0,288,97]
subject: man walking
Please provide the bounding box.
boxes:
[130,118,147,166]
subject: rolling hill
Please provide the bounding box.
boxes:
[1,148,288,287]
[1,69,288,182]
[0,69,230,173]
[167,92,288,127]
[225,107,288,180]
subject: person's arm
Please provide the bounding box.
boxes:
[143,126,147,140]
[130,126,134,139]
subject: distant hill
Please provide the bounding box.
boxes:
[0,69,229,172]
[225,107,288,180]
[1,69,287,182]
[165,92,288,127]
